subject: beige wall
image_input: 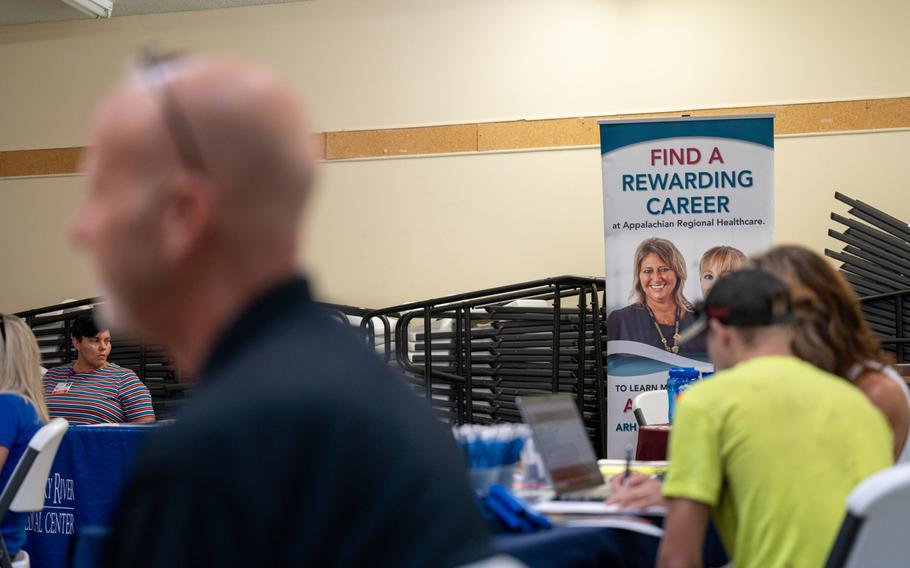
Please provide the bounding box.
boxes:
[2,0,909,148]
[0,176,94,312]
[4,130,910,312]
[2,0,909,312]
[307,130,910,308]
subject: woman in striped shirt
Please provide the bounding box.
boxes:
[43,315,155,425]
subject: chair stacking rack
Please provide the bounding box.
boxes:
[13,298,386,420]
[317,302,395,363]
[12,280,610,457]
[827,192,910,362]
[360,276,610,457]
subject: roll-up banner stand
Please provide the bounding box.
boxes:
[599,114,775,458]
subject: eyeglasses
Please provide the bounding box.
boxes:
[135,49,209,175]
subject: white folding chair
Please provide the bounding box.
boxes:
[825,463,910,567]
[632,391,668,426]
[0,418,69,568]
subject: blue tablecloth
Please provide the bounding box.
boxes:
[22,424,155,568]
[495,526,660,568]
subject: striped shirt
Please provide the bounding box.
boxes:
[43,363,155,425]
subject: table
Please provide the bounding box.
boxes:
[24,423,721,568]
[495,523,728,568]
[22,424,155,568]
[636,424,670,461]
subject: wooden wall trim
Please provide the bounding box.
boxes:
[2,97,908,178]
[0,147,83,178]
[326,124,477,159]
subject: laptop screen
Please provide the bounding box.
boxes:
[518,394,604,493]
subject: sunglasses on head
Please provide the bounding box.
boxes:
[134,48,209,176]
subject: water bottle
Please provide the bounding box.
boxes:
[667,367,700,422]
[666,369,679,421]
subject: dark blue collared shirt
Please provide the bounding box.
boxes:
[106,278,491,567]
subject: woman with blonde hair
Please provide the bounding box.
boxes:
[752,245,910,462]
[699,245,747,297]
[607,237,705,354]
[0,314,49,559]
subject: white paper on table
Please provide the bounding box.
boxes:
[531,501,667,517]
[560,517,665,538]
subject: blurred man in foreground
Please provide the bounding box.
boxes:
[73,53,492,567]
[657,269,891,568]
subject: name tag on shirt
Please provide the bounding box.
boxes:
[53,382,74,394]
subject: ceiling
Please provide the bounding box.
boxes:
[1,0,311,27]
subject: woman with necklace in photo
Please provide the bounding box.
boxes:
[607,237,706,355]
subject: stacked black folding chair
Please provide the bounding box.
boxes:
[827,192,910,362]
[361,276,609,457]
[317,302,395,364]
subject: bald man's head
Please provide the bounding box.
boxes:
[141,56,316,241]
[73,54,317,339]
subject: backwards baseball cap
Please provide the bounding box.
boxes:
[678,268,796,344]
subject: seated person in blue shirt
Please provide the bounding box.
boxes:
[0,314,49,560]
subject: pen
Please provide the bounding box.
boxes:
[622,444,633,485]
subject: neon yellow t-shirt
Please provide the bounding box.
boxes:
[663,355,892,568]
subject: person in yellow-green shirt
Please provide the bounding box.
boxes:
[657,269,892,568]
